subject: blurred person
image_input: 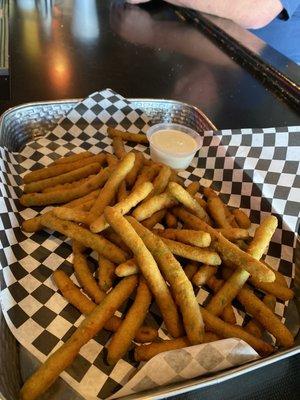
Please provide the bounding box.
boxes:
[127,0,300,64]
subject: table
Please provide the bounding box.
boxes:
[1,0,299,129]
[1,1,299,399]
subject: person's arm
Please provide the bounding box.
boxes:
[128,0,284,29]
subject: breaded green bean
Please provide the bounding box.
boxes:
[213,270,294,348]
[207,197,232,228]
[51,151,93,165]
[192,265,218,286]
[53,270,157,342]
[20,276,138,400]
[89,152,135,220]
[115,258,138,277]
[43,175,95,193]
[206,215,278,316]
[244,294,276,338]
[117,181,128,202]
[65,189,100,207]
[98,256,116,292]
[144,164,171,200]
[141,209,167,229]
[206,270,250,317]
[159,237,221,265]
[183,262,199,281]
[108,126,149,144]
[132,163,160,190]
[127,216,205,345]
[104,207,183,338]
[200,307,274,356]
[24,163,101,193]
[165,212,178,228]
[237,286,294,348]
[106,153,118,167]
[168,182,210,223]
[40,213,128,264]
[52,207,90,225]
[126,151,144,188]
[229,263,292,298]
[132,192,176,221]
[233,209,251,229]
[72,241,106,303]
[22,192,97,233]
[216,228,250,241]
[103,228,131,253]
[172,207,275,283]
[23,153,106,183]
[155,228,211,248]
[134,333,219,362]
[201,275,237,325]
[112,136,126,159]
[107,278,152,365]
[20,167,112,206]
[186,181,200,196]
[90,181,153,233]
[247,216,278,260]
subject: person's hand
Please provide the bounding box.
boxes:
[110,1,156,45]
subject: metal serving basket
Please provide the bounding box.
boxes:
[0,99,299,400]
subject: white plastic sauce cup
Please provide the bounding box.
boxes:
[146,123,202,170]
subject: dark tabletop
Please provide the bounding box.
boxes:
[0,1,299,399]
[0,0,299,129]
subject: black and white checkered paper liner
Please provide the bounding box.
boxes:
[110,338,259,399]
[0,89,299,399]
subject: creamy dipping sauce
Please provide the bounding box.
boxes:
[150,129,198,155]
